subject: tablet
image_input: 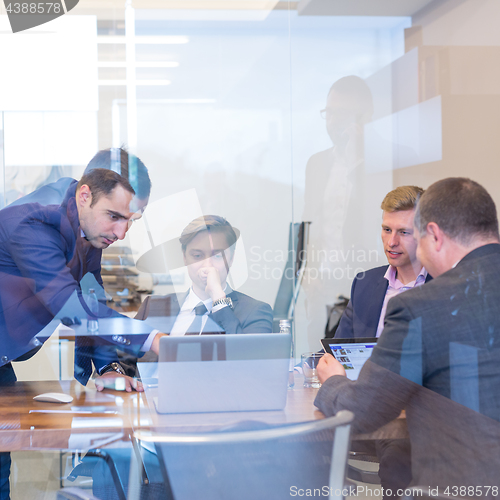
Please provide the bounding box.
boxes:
[320,338,377,380]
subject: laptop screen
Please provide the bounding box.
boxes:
[321,338,377,381]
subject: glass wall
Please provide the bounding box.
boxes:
[1,0,500,497]
[0,3,412,361]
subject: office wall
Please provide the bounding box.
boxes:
[394,0,500,205]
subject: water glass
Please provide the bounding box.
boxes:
[301,352,322,388]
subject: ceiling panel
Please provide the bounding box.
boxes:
[297,0,436,17]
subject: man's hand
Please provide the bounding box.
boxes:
[95,372,144,392]
[317,353,346,383]
[198,266,225,301]
[150,332,167,355]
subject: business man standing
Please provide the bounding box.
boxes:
[0,160,162,389]
[315,178,500,496]
[0,158,165,499]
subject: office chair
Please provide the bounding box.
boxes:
[347,449,381,484]
[273,221,311,332]
[58,412,353,500]
[66,438,160,500]
[121,411,354,500]
[56,488,100,500]
[60,412,353,500]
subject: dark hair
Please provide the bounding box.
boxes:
[84,147,151,200]
[180,215,238,253]
[381,186,424,212]
[414,178,500,244]
[328,75,374,118]
[77,168,135,207]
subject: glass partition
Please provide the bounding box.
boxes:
[1,0,500,498]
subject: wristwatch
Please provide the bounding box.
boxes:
[98,362,126,377]
[212,297,233,310]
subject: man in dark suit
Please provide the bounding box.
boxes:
[0,159,165,500]
[0,161,163,389]
[315,178,500,496]
[135,215,273,335]
[336,185,431,339]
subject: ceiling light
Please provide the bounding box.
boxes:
[97,35,189,44]
[98,61,180,68]
[99,80,171,86]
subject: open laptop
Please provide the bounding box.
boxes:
[321,338,377,381]
[155,333,292,414]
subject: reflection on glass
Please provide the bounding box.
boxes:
[1,1,500,498]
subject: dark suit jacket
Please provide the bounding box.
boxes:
[135,289,273,334]
[303,147,373,249]
[335,265,432,339]
[315,244,500,492]
[117,290,273,372]
[0,181,149,384]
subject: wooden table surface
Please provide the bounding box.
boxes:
[0,375,407,452]
[0,375,324,452]
[139,378,325,432]
[0,380,140,452]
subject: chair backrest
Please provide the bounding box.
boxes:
[273,221,311,331]
[128,410,353,500]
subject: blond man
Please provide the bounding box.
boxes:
[335,185,431,339]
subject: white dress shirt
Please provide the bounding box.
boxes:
[170,289,214,336]
[169,284,231,336]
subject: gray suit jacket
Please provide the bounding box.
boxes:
[315,243,500,493]
[118,289,274,371]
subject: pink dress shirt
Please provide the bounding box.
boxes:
[375,266,428,337]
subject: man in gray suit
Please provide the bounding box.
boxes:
[135,215,273,335]
[315,178,500,496]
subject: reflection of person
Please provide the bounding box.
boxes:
[302,75,379,346]
[136,216,273,334]
[8,147,151,214]
[315,178,500,492]
[336,186,432,339]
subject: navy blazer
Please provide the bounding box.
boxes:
[0,181,150,383]
[335,265,432,339]
[135,289,273,334]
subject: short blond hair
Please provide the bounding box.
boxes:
[381,186,424,213]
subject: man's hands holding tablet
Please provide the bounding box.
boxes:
[317,353,346,383]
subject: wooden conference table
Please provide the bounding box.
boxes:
[0,375,407,454]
